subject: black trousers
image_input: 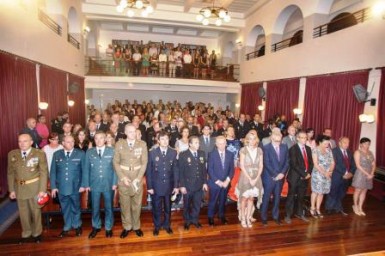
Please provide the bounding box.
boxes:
[183,189,203,224]
[151,194,172,229]
[285,178,308,217]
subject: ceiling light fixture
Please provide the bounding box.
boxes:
[196,0,231,26]
[116,0,154,18]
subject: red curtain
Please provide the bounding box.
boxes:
[0,52,38,196]
[39,65,68,131]
[265,78,300,123]
[240,82,263,117]
[376,68,385,167]
[68,74,86,127]
[302,70,369,151]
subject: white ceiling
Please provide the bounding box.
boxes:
[83,0,271,38]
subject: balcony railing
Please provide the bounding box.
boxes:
[38,9,62,36]
[68,34,80,49]
[85,57,239,82]
[246,46,265,61]
[271,31,303,52]
[313,7,370,38]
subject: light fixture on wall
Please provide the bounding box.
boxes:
[116,0,154,18]
[196,0,231,26]
[38,102,49,110]
[85,99,90,105]
[68,100,75,107]
[293,108,303,115]
[359,114,375,123]
[372,1,385,19]
[258,105,265,111]
[235,103,240,108]
[83,26,90,36]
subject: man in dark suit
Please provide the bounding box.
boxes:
[249,113,264,140]
[146,121,161,148]
[285,131,314,224]
[88,120,97,147]
[50,135,85,238]
[164,117,179,148]
[199,124,216,159]
[282,126,297,149]
[326,137,356,215]
[207,136,234,226]
[261,128,289,226]
[132,115,146,141]
[234,114,250,141]
[178,136,208,230]
[216,119,229,136]
[20,118,42,148]
[187,116,200,136]
[94,113,108,132]
[81,132,117,238]
[146,131,179,236]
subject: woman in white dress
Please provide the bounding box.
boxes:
[237,132,263,228]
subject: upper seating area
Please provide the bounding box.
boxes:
[85,40,239,82]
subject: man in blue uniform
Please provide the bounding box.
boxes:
[146,131,179,236]
[81,131,117,238]
[178,136,208,230]
[51,135,85,237]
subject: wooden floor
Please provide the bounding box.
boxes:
[1,195,385,256]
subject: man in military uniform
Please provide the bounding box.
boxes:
[146,131,179,236]
[114,124,148,238]
[81,131,117,238]
[50,135,85,237]
[8,133,48,244]
[178,136,208,230]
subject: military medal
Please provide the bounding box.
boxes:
[200,157,204,163]
[155,156,159,162]
[187,157,191,163]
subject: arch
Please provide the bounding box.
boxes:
[327,12,357,34]
[246,25,265,47]
[315,0,335,14]
[68,6,80,34]
[44,0,64,26]
[272,5,303,35]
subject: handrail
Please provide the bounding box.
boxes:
[68,34,80,49]
[84,56,239,81]
[38,9,62,36]
[313,7,370,38]
[271,31,303,53]
[246,46,265,61]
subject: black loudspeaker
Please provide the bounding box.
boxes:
[370,98,376,106]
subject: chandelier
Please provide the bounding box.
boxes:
[116,0,154,18]
[196,0,231,26]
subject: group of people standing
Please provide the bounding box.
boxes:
[7,100,377,244]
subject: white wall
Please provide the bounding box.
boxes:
[88,89,233,111]
[0,0,85,76]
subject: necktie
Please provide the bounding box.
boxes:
[193,152,197,158]
[302,147,308,172]
[22,151,27,160]
[162,151,166,157]
[220,152,225,169]
[275,146,280,161]
[343,150,350,172]
[66,151,70,159]
[205,137,209,145]
[98,149,102,158]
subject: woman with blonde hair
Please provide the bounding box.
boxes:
[237,132,263,228]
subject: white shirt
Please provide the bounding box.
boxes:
[43,144,63,173]
[21,148,32,158]
[159,53,167,62]
[96,145,106,156]
[183,54,192,64]
[149,47,158,57]
[133,53,141,61]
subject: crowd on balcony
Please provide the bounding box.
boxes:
[105,42,218,79]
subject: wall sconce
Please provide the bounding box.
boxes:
[359,114,375,123]
[372,1,385,19]
[38,102,49,110]
[235,103,240,108]
[85,99,90,105]
[258,105,265,111]
[83,26,91,36]
[236,39,242,48]
[293,108,303,115]
[68,100,75,107]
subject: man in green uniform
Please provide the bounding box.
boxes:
[8,133,48,244]
[114,124,148,238]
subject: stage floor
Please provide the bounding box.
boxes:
[0,195,384,256]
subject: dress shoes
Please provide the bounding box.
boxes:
[193,222,202,229]
[88,228,101,239]
[120,229,130,239]
[208,217,215,226]
[274,219,282,225]
[75,227,82,237]
[105,230,113,238]
[184,223,190,230]
[295,215,309,222]
[18,237,30,244]
[134,229,144,237]
[261,220,268,226]
[58,230,69,238]
[220,218,228,225]
[165,227,173,235]
[339,210,348,216]
[153,228,159,236]
[284,216,292,224]
[34,235,42,244]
